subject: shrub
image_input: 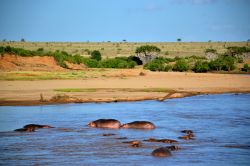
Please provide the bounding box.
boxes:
[227,46,250,55]
[164,64,173,71]
[100,58,135,68]
[242,64,249,72]
[144,60,164,71]
[91,50,102,61]
[205,48,217,54]
[192,61,210,73]
[209,55,236,71]
[37,48,44,52]
[173,59,189,72]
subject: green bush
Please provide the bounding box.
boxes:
[83,58,99,68]
[100,58,135,68]
[241,64,249,72]
[192,61,210,73]
[227,46,250,55]
[164,64,173,71]
[144,60,164,71]
[209,55,236,71]
[37,48,44,52]
[205,48,217,54]
[173,59,189,72]
[91,50,102,61]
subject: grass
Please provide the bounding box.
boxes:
[54,88,97,92]
[0,71,88,81]
[0,68,130,81]
[1,41,248,58]
[53,88,173,93]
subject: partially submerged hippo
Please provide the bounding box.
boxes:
[166,145,180,151]
[14,124,53,132]
[181,130,193,134]
[121,121,155,129]
[179,130,195,140]
[122,140,142,148]
[152,147,172,157]
[15,127,35,132]
[24,124,54,129]
[144,138,178,143]
[88,119,121,129]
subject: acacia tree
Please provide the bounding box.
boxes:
[135,45,161,57]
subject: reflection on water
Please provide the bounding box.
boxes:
[0,94,250,165]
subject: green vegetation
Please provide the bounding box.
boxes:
[227,46,250,55]
[0,41,247,58]
[135,45,161,56]
[54,88,97,92]
[91,50,102,61]
[0,46,136,69]
[173,59,189,72]
[0,44,249,74]
[100,57,136,68]
[0,71,88,81]
[192,61,209,73]
[242,64,249,72]
[144,57,173,71]
[209,55,235,71]
[205,48,217,54]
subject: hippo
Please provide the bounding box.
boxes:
[166,145,180,151]
[102,133,116,136]
[178,134,195,140]
[121,121,155,129]
[152,147,172,157]
[115,137,128,140]
[144,138,178,143]
[181,130,193,134]
[23,124,53,129]
[14,127,35,132]
[122,140,142,148]
[88,119,121,129]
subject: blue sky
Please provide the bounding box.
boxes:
[0,0,249,42]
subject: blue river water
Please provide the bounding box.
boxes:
[0,93,250,166]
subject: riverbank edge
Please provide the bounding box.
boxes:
[1,90,249,106]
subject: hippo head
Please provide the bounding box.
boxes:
[88,122,96,127]
[27,127,35,132]
[121,124,129,128]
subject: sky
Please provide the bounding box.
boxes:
[0,0,249,42]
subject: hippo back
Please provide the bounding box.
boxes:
[93,119,121,129]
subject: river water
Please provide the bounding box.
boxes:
[0,94,250,166]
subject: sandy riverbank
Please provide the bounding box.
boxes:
[0,69,250,106]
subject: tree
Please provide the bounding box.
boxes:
[21,38,25,42]
[91,50,102,61]
[177,38,182,42]
[135,45,161,57]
